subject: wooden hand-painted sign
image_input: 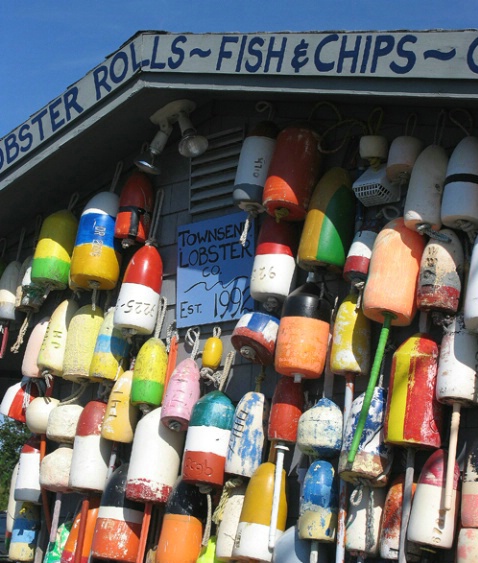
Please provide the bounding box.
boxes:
[176,212,254,327]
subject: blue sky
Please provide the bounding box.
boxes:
[0,0,477,139]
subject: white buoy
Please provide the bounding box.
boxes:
[25,396,60,434]
[15,437,42,504]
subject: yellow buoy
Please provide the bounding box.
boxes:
[102,369,139,443]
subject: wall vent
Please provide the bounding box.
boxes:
[189,127,244,215]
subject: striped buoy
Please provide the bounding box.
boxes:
[70,192,121,291]
[233,121,278,214]
[91,463,144,563]
[15,436,41,504]
[462,437,478,527]
[69,400,112,493]
[9,502,40,562]
[160,358,201,432]
[182,390,235,488]
[0,377,42,423]
[60,497,100,563]
[62,304,104,383]
[89,307,130,383]
[156,478,207,563]
[115,170,154,246]
[297,167,355,272]
[126,406,185,503]
[20,316,50,378]
[342,220,380,285]
[31,209,78,290]
[275,282,331,381]
[263,125,322,222]
[231,311,280,365]
[114,244,163,335]
[37,298,79,378]
[296,398,343,459]
[250,215,299,310]
[101,369,139,443]
[131,333,168,409]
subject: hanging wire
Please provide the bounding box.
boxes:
[109,161,124,193]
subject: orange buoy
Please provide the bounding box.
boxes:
[60,496,100,563]
[263,125,322,222]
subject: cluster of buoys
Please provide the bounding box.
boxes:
[3,109,478,563]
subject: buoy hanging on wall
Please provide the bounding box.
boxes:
[0,377,42,423]
[60,496,101,563]
[215,482,247,561]
[25,396,60,435]
[101,368,139,444]
[263,125,322,222]
[40,444,73,493]
[231,311,279,365]
[296,397,343,459]
[20,317,50,379]
[15,436,42,504]
[8,502,40,563]
[342,219,380,285]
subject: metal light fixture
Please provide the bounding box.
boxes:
[134,99,208,175]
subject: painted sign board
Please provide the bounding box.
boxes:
[2,30,478,177]
[176,212,255,328]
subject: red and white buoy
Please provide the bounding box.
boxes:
[15,436,42,504]
[231,311,280,365]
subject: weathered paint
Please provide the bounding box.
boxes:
[298,167,355,271]
[268,376,303,443]
[339,387,393,486]
[225,391,266,478]
[0,261,21,320]
[62,304,104,382]
[89,308,130,383]
[343,224,379,284]
[46,403,83,444]
[407,449,459,549]
[15,437,41,504]
[60,497,100,563]
[330,292,371,377]
[131,336,168,407]
[215,483,247,560]
[363,217,425,326]
[160,358,201,431]
[298,460,338,542]
[462,437,478,527]
[457,528,478,563]
[126,406,184,503]
[386,135,424,182]
[0,377,40,423]
[115,170,154,244]
[231,311,279,365]
[8,502,40,562]
[296,397,342,458]
[102,369,139,443]
[345,486,386,556]
[91,464,144,563]
[437,314,478,406]
[233,122,278,211]
[21,317,50,378]
[40,445,73,493]
[384,333,443,448]
[37,298,78,377]
[31,210,78,290]
[263,126,322,222]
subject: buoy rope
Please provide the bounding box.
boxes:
[255,365,266,392]
[416,224,452,242]
[354,282,365,310]
[349,483,364,506]
[16,227,26,263]
[274,208,289,222]
[317,118,367,155]
[308,100,342,123]
[60,383,88,405]
[239,213,253,247]
[186,326,201,360]
[146,189,165,246]
[90,281,100,311]
[219,350,236,392]
[67,192,79,212]
[365,487,376,553]
[21,378,34,412]
[449,107,473,137]
[404,112,418,137]
[154,296,168,339]
[201,491,212,547]
[10,311,32,353]
[367,107,384,135]
[213,326,221,339]
[212,477,244,525]
[166,320,178,353]
[255,100,274,120]
[109,161,124,193]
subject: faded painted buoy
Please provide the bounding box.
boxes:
[8,502,40,562]
[60,497,100,563]
[231,311,280,365]
[457,528,478,563]
[215,483,247,560]
[40,444,73,493]
[15,437,41,504]
[131,335,168,409]
[0,377,41,423]
[0,260,21,321]
[297,167,355,272]
[46,403,83,444]
[101,369,139,443]
[464,235,478,332]
[268,376,303,444]
[386,135,423,182]
[296,398,343,458]
[343,220,380,285]
[462,437,478,528]
[126,406,185,503]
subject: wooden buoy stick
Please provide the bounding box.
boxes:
[268,442,288,550]
[74,497,90,563]
[445,403,461,511]
[348,312,392,463]
[399,448,416,563]
[163,333,178,393]
[136,502,152,563]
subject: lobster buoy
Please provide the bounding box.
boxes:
[9,502,40,562]
[160,358,201,431]
[268,376,303,444]
[101,369,139,443]
[404,145,448,235]
[386,134,423,183]
[126,406,185,503]
[417,229,464,315]
[363,217,426,326]
[296,398,343,458]
[202,333,223,372]
[62,304,104,383]
[114,244,163,335]
[407,449,459,549]
[298,460,338,543]
[25,396,59,434]
[297,167,355,272]
[275,282,332,381]
[37,298,79,378]
[115,170,154,246]
[182,390,235,488]
[21,316,50,378]
[89,308,130,383]
[263,125,322,222]
[156,478,207,563]
[131,333,168,409]
[40,444,73,493]
[69,192,121,291]
[464,235,478,331]
[233,462,287,562]
[250,215,299,310]
[457,528,478,563]
[91,463,144,563]
[225,390,267,478]
[385,333,442,449]
[345,485,386,557]
[215,483,247,560]
[31,209,78,290]
[342,219,381,285]
[6,463,20,552]
[69,400,112,493]
[441,136,478,232]
[272,525,323,563]
[233,121,279,213]
[339,387,393,487]
[46,403,84,444]
[15,436,42,504]
[0,260,21,321]
[462,437,478,527]
[0,377,42,423]
[231,311,280,365]
[60,496,100,563]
